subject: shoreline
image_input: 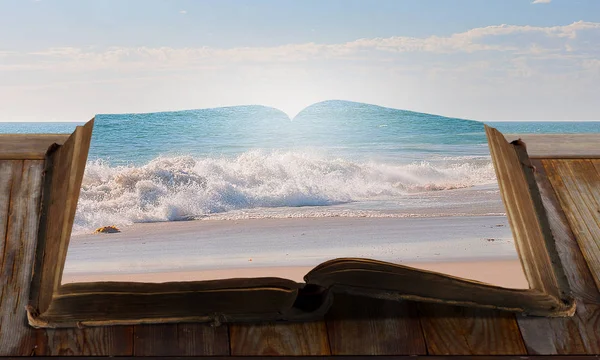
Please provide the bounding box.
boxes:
[64,215,527,289]
[71,183,506,235]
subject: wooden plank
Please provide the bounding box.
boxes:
[593,160,600,182]
[325,294,426,355]
[133,323,230,356]
[0,160,44,355]
[518,304,600,355]
[29,120,94,318]
[35,327,133,356]
[0,134,70,160]
[543,159,600,292]
[528,161,600,304]
[177,323,230,356]
[134,324,179,356]
[229,321,331,355]
[503,134,600,159]
[418,303,527,355]
[517,160,600,355]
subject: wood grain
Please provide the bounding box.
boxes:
[133,323,230,356]
[29,120,94,317]
[326,294,426,355]
[543,159,600,293]
[518,301,600,355]
[517,159,600,355]
[177,323,230,355]
[0,160,44,355]
[503,134,600,159]
[593,160,600,180]
[134,324,179,356]
[35,327,133,356]
[230,321,331,355]
[418,303,527,355]
[527,161,600,304]
[0,134,69,160]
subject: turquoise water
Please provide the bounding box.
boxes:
[1,100,598,232]
[2,101,598,165]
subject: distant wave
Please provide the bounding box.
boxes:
[73,151,496,233]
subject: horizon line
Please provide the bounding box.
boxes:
[1,100,599,123]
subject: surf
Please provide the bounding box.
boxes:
[73,150,496,233]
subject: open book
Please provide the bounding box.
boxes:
[17,119,574,328]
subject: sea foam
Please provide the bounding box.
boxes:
[73,150,496,233]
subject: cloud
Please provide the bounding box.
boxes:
[2,21,599,121]
[179,10,187,14]
[532,0,551,4]
[1,21,597,73]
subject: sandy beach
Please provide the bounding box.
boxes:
[63,216,528,289]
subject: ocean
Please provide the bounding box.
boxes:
[2,100,599,235]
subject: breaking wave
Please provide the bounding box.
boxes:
[73,150,496,233]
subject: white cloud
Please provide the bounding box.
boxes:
[179,10,187,14]
[1,21,599,121]
[1,21,597,74]
[532,0,551,4]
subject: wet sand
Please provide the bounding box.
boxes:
[63,216,528,288]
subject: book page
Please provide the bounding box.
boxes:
[45,101,535,289]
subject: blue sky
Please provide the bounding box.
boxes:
[1,0,599,121]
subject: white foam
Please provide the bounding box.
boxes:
[73,150,496,233]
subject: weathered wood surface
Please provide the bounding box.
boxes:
[35,327,134,356]
[503,134,600,159]
[418,304,527,355]
[230,321,331,355]
[134,325,179,356]
[516,160,600,355]
[325,294,426,355]
[133,324,229,356]
[29,120,94,317]
[0,160,44,356]
[543,159,600,294]
[0,134,69,160]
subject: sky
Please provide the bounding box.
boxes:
[1,0,599,121]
